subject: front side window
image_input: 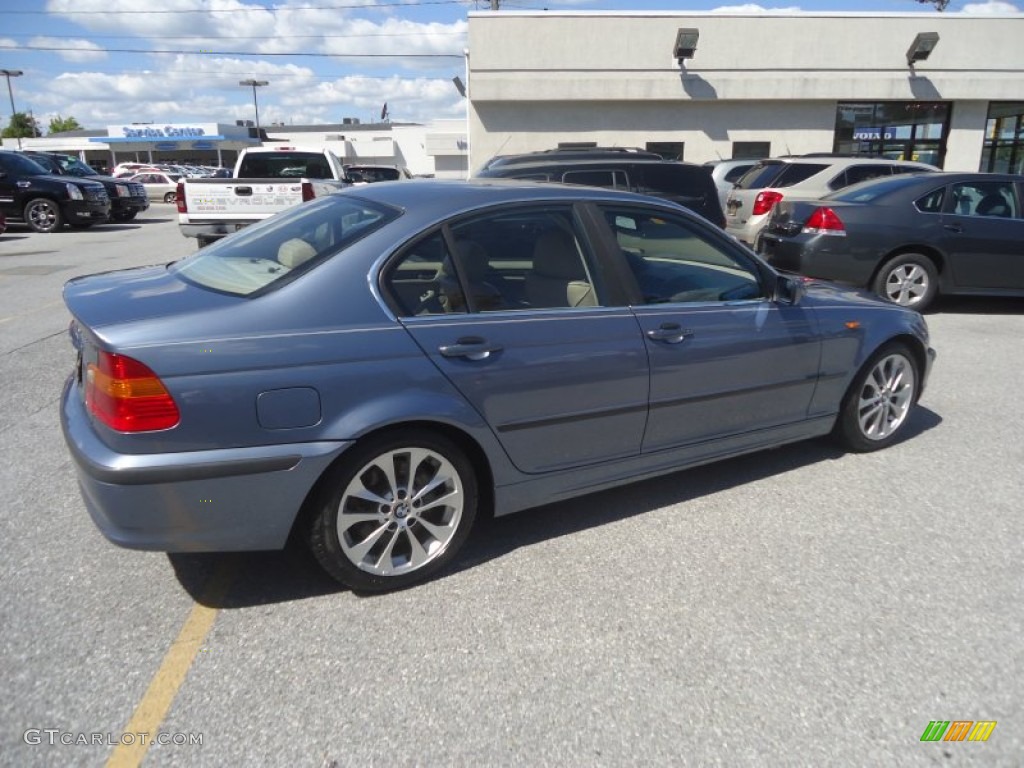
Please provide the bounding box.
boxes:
[601,207,764,304]
[172,195,399,296]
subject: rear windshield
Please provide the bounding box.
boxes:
[733,162,785,190]
[171,195,399,297]
[236,152,333,179]
[347,166,402,183]
[825,173,937,203]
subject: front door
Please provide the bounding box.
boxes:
[593,203,821,452]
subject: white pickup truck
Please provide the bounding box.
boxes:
[176,147,351,247]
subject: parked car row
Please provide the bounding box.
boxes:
[0,150,185,232]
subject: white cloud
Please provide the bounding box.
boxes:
[30,37,107,62]
[961,1,1020,13]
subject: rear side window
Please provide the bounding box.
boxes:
[733,162,786,190]
[772,163,829,188]
[561,169,629,190]
[915,187,945,213]
[635,164,712,204]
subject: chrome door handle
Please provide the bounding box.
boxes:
[645,324,693,344]
[438,336,503,361]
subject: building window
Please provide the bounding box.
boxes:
[645,142,684,161]
[833,101,951,168]
[732,141,770,159]
[980,102,1024,174]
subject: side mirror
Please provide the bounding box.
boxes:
[777,274,807,305]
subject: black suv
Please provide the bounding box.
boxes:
[0,150,110,232]
[26,152,149,222]
[476,149,725,227]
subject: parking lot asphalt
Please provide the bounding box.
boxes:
[1,206,1021,767]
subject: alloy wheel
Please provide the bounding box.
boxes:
[856,353,916,441]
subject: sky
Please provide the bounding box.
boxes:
[0,0,1020,133]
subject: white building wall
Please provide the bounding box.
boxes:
[466,11,1024,171]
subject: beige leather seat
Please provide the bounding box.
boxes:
[525,230,596,308]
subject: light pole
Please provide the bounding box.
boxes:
[1,69,24,150]
[238,79,268,136]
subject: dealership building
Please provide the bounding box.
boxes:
[6,11,1022,177]
[464,10,1024,173]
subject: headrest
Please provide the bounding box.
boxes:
[277,238,317,269]
[532,230,584,279]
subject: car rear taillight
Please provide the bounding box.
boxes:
[752,190,784,216]
[85,351,180,432]
[301,181,315,202]
[801,207,847,236]
[175,182,186,213]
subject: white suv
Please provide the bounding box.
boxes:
[725,156,937,246]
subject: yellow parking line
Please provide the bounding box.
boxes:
[105,560,236,768]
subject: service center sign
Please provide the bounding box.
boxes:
[108,123,221,140]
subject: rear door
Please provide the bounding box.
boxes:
[387,203,650,474]
[940,179,1024,290]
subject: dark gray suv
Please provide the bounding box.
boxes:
[476,149,725,227]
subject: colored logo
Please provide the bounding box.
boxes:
[920,721,997,742]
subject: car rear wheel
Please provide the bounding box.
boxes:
[873,253,938,311]
[163,191,176,203]
[308,430,478,592]
[834,343,919,452]
[24,198,63,233]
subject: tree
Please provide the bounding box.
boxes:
[914,0,951,10]
[49,115,83,134]
[1,112,42,139]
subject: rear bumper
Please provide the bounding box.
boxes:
[760,235,877,286]
[61,377,351,552]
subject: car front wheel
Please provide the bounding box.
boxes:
[308,430,478,592]
[834,343,919,452]
[24,198,63,233]
[873,253,938,310]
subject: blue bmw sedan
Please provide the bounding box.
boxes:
[62,179,935,591]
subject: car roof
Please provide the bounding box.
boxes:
[758,156,935,169]
[479,158,709,174]
[342,177,687,212]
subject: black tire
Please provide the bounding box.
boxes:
[833,342,920,453]
[307,430,478,592]
[163,191,176,203]
[196,236,215,249]
[872,253,938,311]
[23,198,63,233]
